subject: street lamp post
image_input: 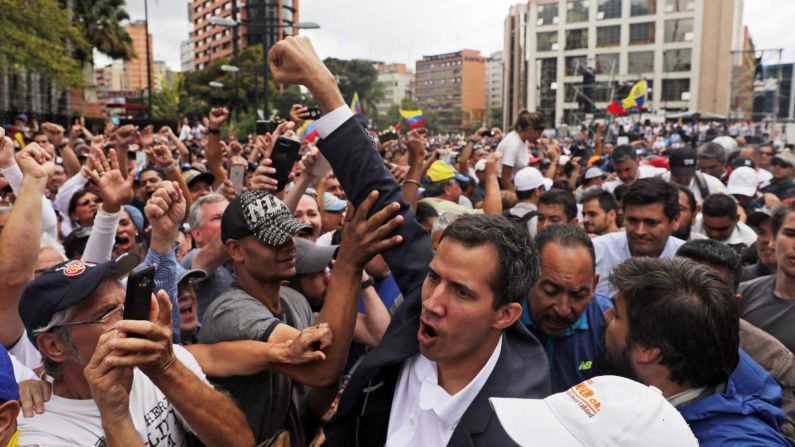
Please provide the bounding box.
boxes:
[221,65,241,122]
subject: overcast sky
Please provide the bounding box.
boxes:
[109,0,795,72]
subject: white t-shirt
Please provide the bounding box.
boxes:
[385,336,503,447]
[659,171,726,203]
[18,345,205,447]
[603,164,667,193]
[495,131,529,177]
[9,331,42,370]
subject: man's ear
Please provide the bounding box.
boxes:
[632,342,662,366]
[607,209,617,224]
[225,239,244,263]
[0,400,20,435]
[493,302,523,330]
[36,333,68,364]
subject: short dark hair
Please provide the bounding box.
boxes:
[68,189,93,216]
[539,189,577,222]
[771,201,795,237]
[674,184,696,213]
[581,189,617,213]
[676,239,742,291]
[610,145,637,165]
[536,224,595,273]
[610,257,739,388]
[421,179,455,198]
[697,142,728,162]
[140,166,167,181]
[415,201,439,223]
[516,187,540,201]
[622,178,680,222]
[441,214,539,308]
[514,110,546,131]
[702,194,738,219]
[613,183,629,203]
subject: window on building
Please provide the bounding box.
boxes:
[596,25,620,47]
[567,0,589,23]
[565,56,587,76]
[664,18,693,42]
[629,22,655,45]
[565,28,588,50]
[663,49,691,72]
[664,0,695,12]
[537,3,559,25]
[596,0,622,19]
[537,31,559,52]
[662,79,690,101]
[627,51,655,74]
[630,0,656,16]
[538,58,558,112]
[595,53,619,74]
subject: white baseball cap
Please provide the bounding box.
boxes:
[727,166,759,197]
[490,376,698,447]
[584,166,607,180]
[514,167,553,192]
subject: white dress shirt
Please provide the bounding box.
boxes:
[385,336,504,447]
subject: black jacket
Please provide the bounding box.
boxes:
[318,116,551,447]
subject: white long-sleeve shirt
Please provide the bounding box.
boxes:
[0,164,57,238]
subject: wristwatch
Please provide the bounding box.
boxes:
[163,161,179,173]
[361,276,375,290]
[208,128,221,134]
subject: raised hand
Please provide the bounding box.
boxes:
[113,125,138,147]
[84,329,134,422]
[85,147,131,213]
[272,323,332,364]
[208,107,230,129]
[485,151,502,178]
[41,122,65,146]
[249,159,279,192]
[406,129,428,167]
[140,125,155,148]
[16,143,53,181]
[146,144,175,168]
[0,128,14,168]
[336,190,404,270]
[144,180,186,244]
[268,36,333,88]
[289,104,309,126]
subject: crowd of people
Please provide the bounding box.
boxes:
[0,35,794,447]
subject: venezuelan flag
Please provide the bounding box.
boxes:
[298,119,319,141]
[400,109,426,129]
[607,80,647,115]
[350,92,362,114]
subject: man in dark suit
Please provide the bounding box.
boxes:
[268,36,551,446]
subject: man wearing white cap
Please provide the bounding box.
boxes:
[574,166,606,202]
[506,167,553,238]
[490,375,698,447]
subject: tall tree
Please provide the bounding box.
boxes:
[68,0,135,63]
[0,0,89,87]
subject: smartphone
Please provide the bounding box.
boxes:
[135,150,147,167]
[379,131,399,143]
[271,137,302,192]
[256,120,277,135]
[306,106,322,120]
[124,263,155,335]
[230,164,246,194]
[480,130,496,138]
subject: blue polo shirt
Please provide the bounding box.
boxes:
[522,293,613,393]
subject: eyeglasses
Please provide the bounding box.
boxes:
[759,152,775,157]
[771,159,793,168]
[33,305,124,335]
[78,197,102,206]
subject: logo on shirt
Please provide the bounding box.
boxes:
[578,360,593,371]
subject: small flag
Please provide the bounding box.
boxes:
[395,122,402,132]
[399,109,426,129]
[350,92,362,114]
[298,119,319,141]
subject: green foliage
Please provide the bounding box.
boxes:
[0,0,89,88]
[489,107,503,129]
[152,75,183,119]
[322,58,382,115]
[68,0,135,63]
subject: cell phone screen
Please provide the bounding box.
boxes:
[379,132,398,143]
[256,120,277,135]
[124,264,155,336]
[230,164,246,194]
[271,137,302,192]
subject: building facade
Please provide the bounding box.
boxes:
[486,51,504,114]
[191,0,300,70]
[503,3,529,130]
[180,39,195,73]
[374,63,414,117]
[524,0,745,125]
[753,63,795,122]
[125,21,154,92]
[415,50,486,131]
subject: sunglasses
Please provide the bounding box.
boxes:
[759,152,775,157]
[78,197,102,206]
[771,159,793,168]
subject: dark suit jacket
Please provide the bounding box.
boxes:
[318,116,551,446]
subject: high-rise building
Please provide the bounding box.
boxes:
[125,21,154,92]
[95,62,126,92]
[524,0,746,124]
[486,51,504,113]
[753,63,794,121]
[191,0,300,70]
[415,50,486,131]
[181,39,195,73]
[503,3,528,130]
[374,63,414,117]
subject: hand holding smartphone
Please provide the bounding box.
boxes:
[270,137,302,192]
[124,263,156,337]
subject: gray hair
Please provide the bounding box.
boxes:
[34,306,79,379]
[40,232,67,261]
[697,142,728,162]
[432,211,462,234]
[187,193,227,230]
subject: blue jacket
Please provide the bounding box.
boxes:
[679,350,789,446]
[523,293,612,393]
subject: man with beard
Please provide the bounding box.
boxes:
[580,189,619,237]
[268,36,550,446]
[603,256,789,446]
[593,177,684,295]
[741,210,778,282]
[522,224,612,392]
